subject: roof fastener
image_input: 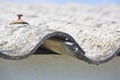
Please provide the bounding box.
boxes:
[17,14,23,20]
[9,14,29,25]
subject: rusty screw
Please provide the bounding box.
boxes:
[9,14,29,25]
[17,14,23,20]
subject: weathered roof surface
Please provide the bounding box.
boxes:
[0,3,120,64]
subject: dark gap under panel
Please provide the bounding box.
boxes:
[33,47,60,55]
[117,52,120,56]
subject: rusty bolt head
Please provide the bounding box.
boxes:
[9,14,29,25]
[17,14,23,20]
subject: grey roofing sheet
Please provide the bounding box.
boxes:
[0,3,120,64]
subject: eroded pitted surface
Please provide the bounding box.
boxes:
[0,23,58,57]
[0,3,120,63]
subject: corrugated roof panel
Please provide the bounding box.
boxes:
[0,3,120,64]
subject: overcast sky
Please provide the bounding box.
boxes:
[4,0,120,4]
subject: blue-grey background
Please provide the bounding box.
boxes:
[0,55,120,80]
[4,0,120,4]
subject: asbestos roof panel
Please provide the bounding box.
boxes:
[0,3,120,64]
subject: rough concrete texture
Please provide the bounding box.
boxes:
[0,3,120,64]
